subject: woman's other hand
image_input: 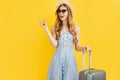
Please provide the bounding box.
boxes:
[85,46,92,53]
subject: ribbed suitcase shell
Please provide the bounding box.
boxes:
[79,68,106,80]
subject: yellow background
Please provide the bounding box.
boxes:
[0,0,120,80]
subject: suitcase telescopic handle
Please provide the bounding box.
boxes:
[82,48,92,71]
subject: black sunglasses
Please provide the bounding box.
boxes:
[57,9,67,14]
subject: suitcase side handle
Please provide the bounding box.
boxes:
[82,49,92,71]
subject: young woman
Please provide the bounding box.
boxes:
[39,1,91,80]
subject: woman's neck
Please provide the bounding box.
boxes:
[61,21,69,32]
[62,20,68,29]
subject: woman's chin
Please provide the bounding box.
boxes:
[60,18,66,21]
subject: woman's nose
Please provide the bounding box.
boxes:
[59,12,63,15]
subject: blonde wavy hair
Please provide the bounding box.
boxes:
[54,3,78,45]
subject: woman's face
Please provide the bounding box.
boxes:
[57,6,68,21]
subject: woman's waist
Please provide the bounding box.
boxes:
[57,43,74,49]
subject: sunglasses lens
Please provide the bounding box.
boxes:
[62,10,67,13]
[57,10,60,13]
[57,9,67,14]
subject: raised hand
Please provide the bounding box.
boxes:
[38,20,48,31]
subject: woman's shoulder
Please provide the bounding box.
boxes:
[74,25,80,32]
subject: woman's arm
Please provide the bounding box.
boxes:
[75,26,85,51]
[39,20,58,47]
[75,26,92,52]
[45,26,58,47]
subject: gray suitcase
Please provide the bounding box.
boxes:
[79,50,106,80]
